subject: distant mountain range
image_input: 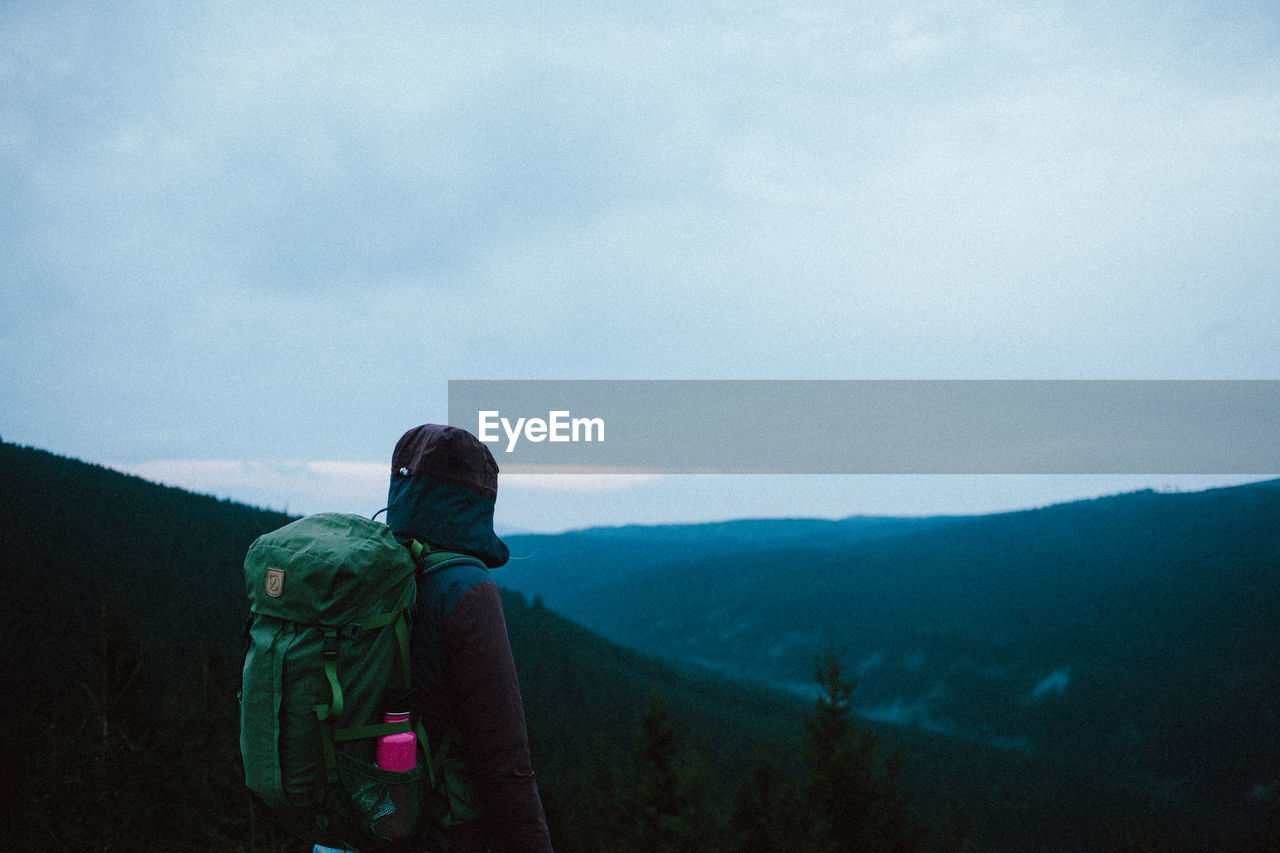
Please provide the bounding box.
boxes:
[496,479,1280,839]
[4,438,1277,849]
[496,514,971,610]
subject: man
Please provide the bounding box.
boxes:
[383,423,553,853]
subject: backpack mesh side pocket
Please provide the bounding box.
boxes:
[336,750,423,842]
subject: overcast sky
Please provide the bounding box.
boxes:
[3,2,1277,531]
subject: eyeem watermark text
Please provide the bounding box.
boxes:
[477,410,605,453]
[451,380,1280,472]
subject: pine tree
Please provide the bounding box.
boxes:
[800,641,918,852]
[614,688,723,852]
[563,734,626,852]
[155,644,296,851]
[729,745,804,853]
[22,596,169,850]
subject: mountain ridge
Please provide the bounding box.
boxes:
[5,438,1276,848]
[494,476,1280,841]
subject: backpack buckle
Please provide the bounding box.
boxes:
[322,634,339,657]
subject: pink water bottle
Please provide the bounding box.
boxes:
[376,710,417,771]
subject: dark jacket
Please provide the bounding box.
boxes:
[409,561,552,852]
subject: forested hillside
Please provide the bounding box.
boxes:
[4,440,1277,849]
[495,514,970,611]
[497,478,1280,849]
[1,441,936,851]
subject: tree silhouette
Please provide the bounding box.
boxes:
[729,745,804,853]
[801,640,918,852]
[22,596,166,850]
[613,687,722,852]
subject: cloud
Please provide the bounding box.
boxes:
[109,458,665,521]
[856,650,887,675]
[860,695,957,736]
[112,459,388,515]
[860,680,956,735]
[5,0,1280,491]
[1030,666,1071,701]
[502,472,665,493]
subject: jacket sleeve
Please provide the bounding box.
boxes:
[442,579,553,853]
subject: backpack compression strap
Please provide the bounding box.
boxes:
[313,544,484,790]
[313,606,415,786]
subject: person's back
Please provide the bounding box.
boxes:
[409,559,549,850]
[386,423,553,853]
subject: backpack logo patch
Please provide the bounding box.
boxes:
[265,568,285,598]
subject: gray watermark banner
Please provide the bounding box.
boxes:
[447,380,1280,474]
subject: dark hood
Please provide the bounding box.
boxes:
[386,424,509,568]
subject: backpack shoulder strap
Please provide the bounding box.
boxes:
[409,540,488,575]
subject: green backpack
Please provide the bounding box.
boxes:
[239,512,484,850]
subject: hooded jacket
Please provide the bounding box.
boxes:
[387,425,552,853]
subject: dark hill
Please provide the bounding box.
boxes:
[5,439,1277,850]
[497,479,1280,847]
[0,440,805,849]
[497,513,969,609]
